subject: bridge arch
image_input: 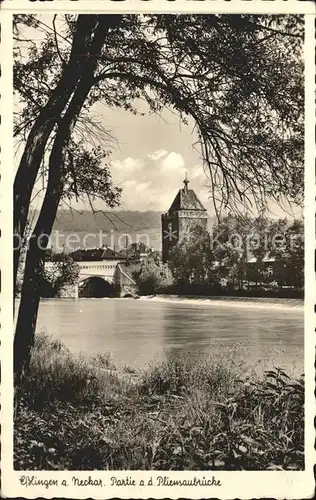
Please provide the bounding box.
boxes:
[78,276,115,298]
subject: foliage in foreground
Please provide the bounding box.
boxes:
[14,334,304,471]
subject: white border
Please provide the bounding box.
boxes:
[1,2,315,499]
[1,0,316,15]
[1,0,315,14]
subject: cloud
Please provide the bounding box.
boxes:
[161,152,185,172]
[148,149,168,161]
[110,151,210,211]
[111,157,144,172]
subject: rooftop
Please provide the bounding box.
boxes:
[68,247,123,261]
[168,175,207,212]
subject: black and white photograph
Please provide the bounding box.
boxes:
[1,1,315,498]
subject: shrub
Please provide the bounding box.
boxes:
[139,351,240,399]
[134,259,173,295]
[17,332,129,410]
[14,334,304,471]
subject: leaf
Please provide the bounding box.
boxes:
[238,444,248,454]
[264,370,278,379]
[266,463,285,470]
[172,446,182,456]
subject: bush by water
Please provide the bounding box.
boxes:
[14,333,304,470]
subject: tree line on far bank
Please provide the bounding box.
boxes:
[134,215,304,298]
[16,213,303,300]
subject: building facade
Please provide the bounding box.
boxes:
[161,176,208,262]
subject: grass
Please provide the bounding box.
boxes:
[14,333,304,471]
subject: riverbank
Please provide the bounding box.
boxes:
[14,333,304,471]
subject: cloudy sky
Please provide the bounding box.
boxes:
[84,102,300,219]
[100,104,212,213]
[19,83,301,220]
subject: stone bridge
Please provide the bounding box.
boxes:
[77,260,119,284]
[46,260,137,298]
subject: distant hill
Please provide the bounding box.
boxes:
[49,210,163,252]
[30,209,214,253]
[53,209,162,233]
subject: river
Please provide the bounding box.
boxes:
[35,295,304,375]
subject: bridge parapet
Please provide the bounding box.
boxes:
[78,261,118,270]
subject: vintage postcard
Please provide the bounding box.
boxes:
[1,0,315,498]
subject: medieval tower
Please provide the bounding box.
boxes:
[161,175,208,262]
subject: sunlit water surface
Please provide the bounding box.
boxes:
[36,296,304,375]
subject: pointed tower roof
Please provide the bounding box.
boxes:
[168,175,207,212]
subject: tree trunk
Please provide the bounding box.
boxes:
[14,91,85,377]
[14,15,123,379]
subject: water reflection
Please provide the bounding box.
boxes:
[161,307,212,360]
[35,297,304,374]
